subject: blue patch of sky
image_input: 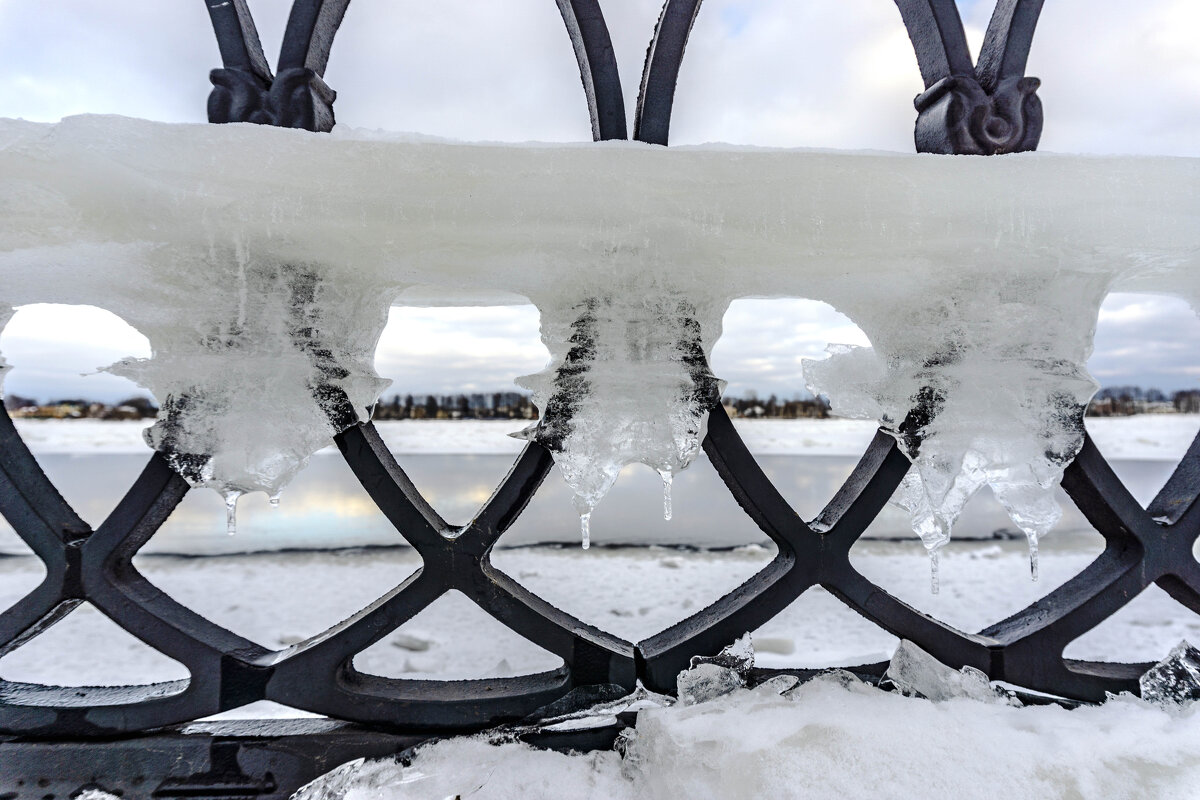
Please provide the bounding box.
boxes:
[954,0,990,19]
[719,4,751,38]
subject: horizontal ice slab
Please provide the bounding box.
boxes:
[2,116,1196,303]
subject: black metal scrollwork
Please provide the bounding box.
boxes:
[205,0,349,131]
[895,0,1044,154]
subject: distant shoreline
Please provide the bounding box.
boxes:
[11,415,1199,461]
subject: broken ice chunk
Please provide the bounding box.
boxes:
[516,292,725,538]
[751,673,800,696]
[676,633,754,706]
[883,640,1005,703]
[1139,640,1200,706]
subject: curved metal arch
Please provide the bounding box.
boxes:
[203,0,273,83]
[634,0,704,145]
[277,0,353,76]
[204,0,347,131]
[976,0,1045,93]
[555,0,628,141]
[892,0,975,88]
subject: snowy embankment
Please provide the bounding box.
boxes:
[11,414,1199,459]
[299,681,1200,800]
[4,545,1198,798]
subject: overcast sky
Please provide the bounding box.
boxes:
[1,0,1197,402]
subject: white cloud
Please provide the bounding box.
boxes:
[374,306,549,395]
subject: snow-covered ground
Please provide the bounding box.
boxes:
[2,541,1196,690]
[12,414,1200,458]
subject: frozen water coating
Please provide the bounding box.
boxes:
[514,291,725,543]
[805,270,1107,588]
[0,115,1197,542]
[104,257,394,501]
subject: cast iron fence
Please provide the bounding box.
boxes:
[2,1,1198,797]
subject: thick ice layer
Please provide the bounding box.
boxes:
[805,270,1106,584]
[1,115,1197,522]
[106,260,392,500]
[515,292,724,540]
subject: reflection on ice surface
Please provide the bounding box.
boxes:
[0,417,1192,556]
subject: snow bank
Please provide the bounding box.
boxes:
[301,678,1200,800]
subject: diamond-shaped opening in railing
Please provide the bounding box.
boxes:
[140,452,417,555]
[744,587,898,670]
[0,303,155,525]
[200,700,325,723]
[667,2,921,150]
[499,451,778,550]
[1084,292,1200,505]
[709,298,875,521]
[0,541,46,606]
[371,303,547,526]
[0,601,188,687]
[351,589,563,680]
[849,525,1106,636]
[134,536,419,649]
[491,539,775,642]
[1063,584,1200,664]
[324,0,601,139]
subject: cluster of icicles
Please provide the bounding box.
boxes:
[1,116,1197,591]
[0,274,1097,592]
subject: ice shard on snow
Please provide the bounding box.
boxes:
[1139,640,1200,706]
[676,633,755,705]
[883,640,1007,703]
[106,260,393,501]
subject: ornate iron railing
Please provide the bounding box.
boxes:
[3,1,1198,796]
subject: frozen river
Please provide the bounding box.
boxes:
[1,416,1195,554]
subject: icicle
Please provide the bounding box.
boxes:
[659,469,673,521]
[580,511,591,550]
[1028,532,1039,581]
[269,492,281,509]
[224,490,243,536]
[929,548,940,595]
